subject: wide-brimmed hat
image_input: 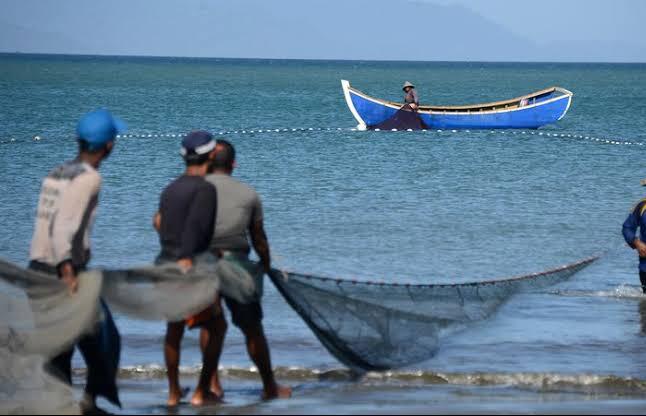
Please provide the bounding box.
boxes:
[402,81,415,91]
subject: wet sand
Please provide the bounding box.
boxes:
[84,375,646,415]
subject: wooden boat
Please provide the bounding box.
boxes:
[341,80,573,130]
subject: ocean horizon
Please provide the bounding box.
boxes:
[1,53,646,414]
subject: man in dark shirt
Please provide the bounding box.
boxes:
[153,130,223,406]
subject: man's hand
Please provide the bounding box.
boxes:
[59,261,78,294]
[177,258,193,273]
[409,103,418,110]
[153,212,161,232]
[635,239,646,258]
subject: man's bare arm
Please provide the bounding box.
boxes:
[153,212,161,232]
[250,219,271,273]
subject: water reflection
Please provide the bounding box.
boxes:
[639,299,646,336]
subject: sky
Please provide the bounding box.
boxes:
[1,0,645,62]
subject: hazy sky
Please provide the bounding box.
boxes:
[1,0,645,62]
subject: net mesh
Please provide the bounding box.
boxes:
[0,259,104,414]
[0,350,79,415]
[370,106,429,130]
[0,259,103,359]
[269,256,598,372]
[0,255,225,413]
[102,260,219,322]
[102,252,260,320]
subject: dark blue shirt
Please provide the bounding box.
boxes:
[158,175,217,261]
[622,198,646,271]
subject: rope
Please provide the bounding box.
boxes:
[276,255,599,288]
[1,128,644,147]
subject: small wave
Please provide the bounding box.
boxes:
[367,371,646,394]
[74,364,357,382]
[78,365,646,394]
[551,284,645,300]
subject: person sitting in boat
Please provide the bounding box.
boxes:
[402,81,419,111]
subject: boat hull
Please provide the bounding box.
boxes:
[342,80,572,130]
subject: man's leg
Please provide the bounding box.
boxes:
[77,329,121,413]
[190,305,227,406]
[46,347,74,384]
[165,321,186,406]
[204,296,227,398]
[240,323,290,399]
[640,270,646,294]
[225,297,291,400]
[77,332,101,413]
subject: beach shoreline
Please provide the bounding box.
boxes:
[83,374,646,415]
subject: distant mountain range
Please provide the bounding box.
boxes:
[0,0,644,62]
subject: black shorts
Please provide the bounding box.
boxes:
[222,295,263,330]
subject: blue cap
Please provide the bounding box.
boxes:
[181,130,215,156]
[76,109,126,150]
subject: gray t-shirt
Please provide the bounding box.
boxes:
[404,88,419,105]
[205,173,263,252]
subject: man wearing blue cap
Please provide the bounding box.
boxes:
[29,109,126,414]
[153,130,224,407]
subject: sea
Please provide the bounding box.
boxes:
[1,54,646,414]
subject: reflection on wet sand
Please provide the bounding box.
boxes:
[639,300,646,336]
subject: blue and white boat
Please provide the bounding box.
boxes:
[341,80,573,130]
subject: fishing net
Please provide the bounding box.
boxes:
[0,350,79,415]
[102,259,219,322]
[0,254,226,413]
[0,259,103,360]
[102,253,260,320]
[269,256,598,372]
[0,259,103,415]
[370,105,429,130]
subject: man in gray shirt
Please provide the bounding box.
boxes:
[205,140,291,400]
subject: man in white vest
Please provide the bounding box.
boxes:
[29,109,126,414]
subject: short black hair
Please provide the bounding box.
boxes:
[77,139,109,154]
[211,139,236,170]
[184,152,211,166]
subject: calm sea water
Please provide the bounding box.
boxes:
[1,54,646,413]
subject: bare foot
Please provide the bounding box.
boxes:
[167,386,190,407]
[210,378,224,400]
[191,389,223,407]
[262,384,292,400]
